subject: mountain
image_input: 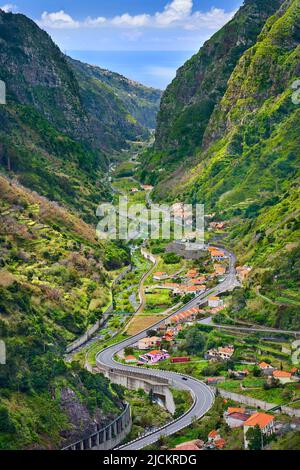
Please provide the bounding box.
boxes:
[68,58,162,130]
[0,10,160,221]
[141,0,285,182]
[0,175,129,449]
[141,0,300,329]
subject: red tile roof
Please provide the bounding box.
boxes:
[273,370,292,378]
[244,412,274,429]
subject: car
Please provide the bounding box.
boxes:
[182,377,188,381]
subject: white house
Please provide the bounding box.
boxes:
[208,296,224,308]
[243,412,275,449]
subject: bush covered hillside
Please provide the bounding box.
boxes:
[0,175,129,449]
[143,0,285,178]
[68,58,162,130]
[141,0,300,329]
[0,10,161,222]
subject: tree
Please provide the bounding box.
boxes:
[246,425,263,450]
[0,406,15,433]
[147,329,157,338]
[185,328,205,355]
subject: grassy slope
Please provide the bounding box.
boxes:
[68,58,162,130]
[142,0,300,329]
[140,0,285,182]
[0,175,127,449]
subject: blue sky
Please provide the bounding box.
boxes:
[1,1,243,88]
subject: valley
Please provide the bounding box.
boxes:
[0,0,299,452]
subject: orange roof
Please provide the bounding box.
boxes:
[147,350,161,355]
[214,438,226,449]
[153,272,166,277]
[244,412,274,429]
[273,370,292,378]
[125,355,136,361]
[209,296,220,301]
[208,430,219,438]
[228,407,245,414]
[259,362,271,368]
[291,367,298,374]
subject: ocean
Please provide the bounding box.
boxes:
[67,50,195,90]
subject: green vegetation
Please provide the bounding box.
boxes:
[140,0,284,179]
[0,176,127,449]
[140,0,300,330]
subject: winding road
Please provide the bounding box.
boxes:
[96,248,238,449]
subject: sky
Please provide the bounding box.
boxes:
[1,1,243,88]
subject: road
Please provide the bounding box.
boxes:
[96,248,238,449]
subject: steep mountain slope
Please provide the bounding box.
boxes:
[68,58,162,130]
[0,10,160,221]
[0,175,128,449]
[141,0,285,183]
[142,0,299,329]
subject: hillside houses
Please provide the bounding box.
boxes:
[153,272,169,281]
[138,336,161,350]
[206,345,234,361]
[165,307,199,327]
[208,246,226,261]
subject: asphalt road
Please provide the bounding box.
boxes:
[96,248,238,449]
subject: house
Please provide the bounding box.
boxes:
[130,187,139,193]
[165,307,199,326]
[218,346,234,360]
[186,269,199,279]
[180,285,206,295]
[225,412,250,429]
[213,264,226,277]
[208,296,224,308]
[206,376,225,385]
[214,438,226,449]
[139,349,170,365]
[206,345,234,361]
[208,430,220,442]
[229,369,249,380]
[258,362,274,376]
[227,407,246,414]
[208,246,226,260]
[125,355,137,364]
[138,336,161,350]
[236,266,252,282]
[141,184,154,191]
[273,370,292,384]
[171,440,204,451]
[153,272,169,281]
[209,221,226,231]
[243,412,275,449]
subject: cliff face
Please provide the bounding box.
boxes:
[153,0,285,163]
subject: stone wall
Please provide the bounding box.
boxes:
[62,403,132,451]
[215,388,300,418]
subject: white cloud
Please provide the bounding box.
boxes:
[39,1,236,31]
[111,13,150,27]
[155,0,193,26]
[84,16,106,27]
[0,3,17,13]
[40,10,80,29]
